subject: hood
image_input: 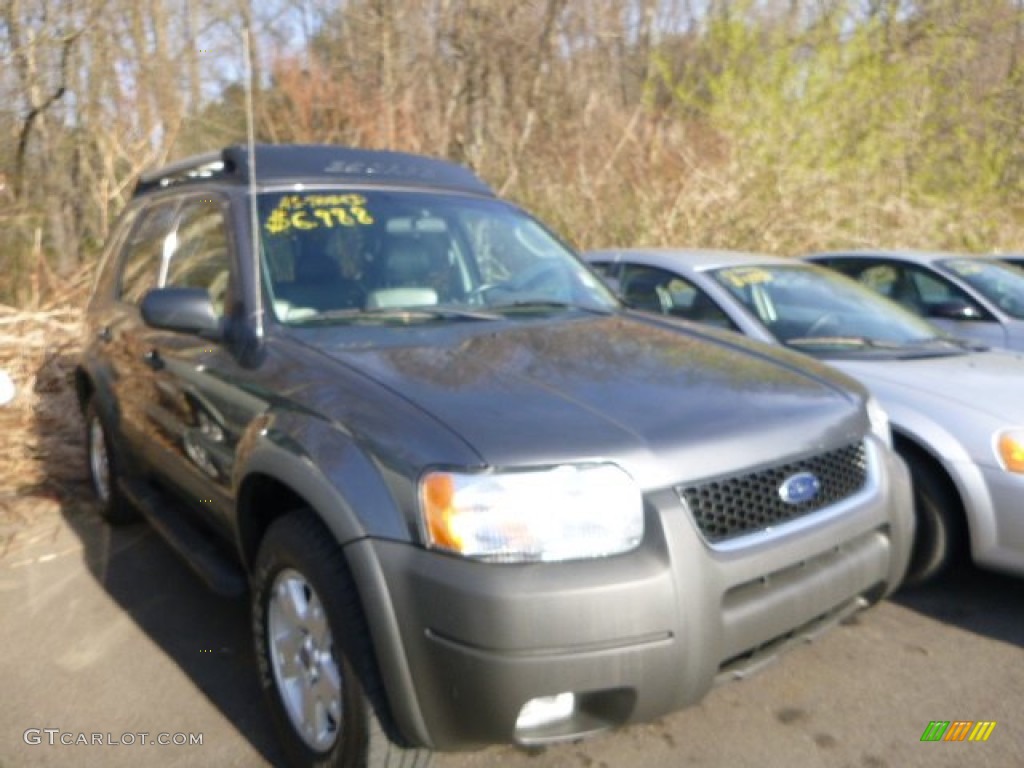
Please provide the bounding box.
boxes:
[833,349,1024,423]
[292,314,866,489]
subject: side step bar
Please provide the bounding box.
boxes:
[120,478,248,598]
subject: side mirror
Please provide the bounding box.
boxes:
[141,287,222,336]
[928,299,984,321]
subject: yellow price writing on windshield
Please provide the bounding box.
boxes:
[720,267,773,288]
[947,260,982,276]
[264,195,374,235]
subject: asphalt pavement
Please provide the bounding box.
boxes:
[2,496,1022,768]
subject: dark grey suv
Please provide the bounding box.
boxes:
[76,145,914,767]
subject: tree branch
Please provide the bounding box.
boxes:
[15,31,78,196]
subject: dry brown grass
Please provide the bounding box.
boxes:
[0,269,91,553]
[0,314,84,556]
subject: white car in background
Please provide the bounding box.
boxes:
[586,247,1024,583]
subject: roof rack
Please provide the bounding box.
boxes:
[133,144,494,198]
[135,151,230,196]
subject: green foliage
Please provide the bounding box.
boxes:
[639,0,1023,253]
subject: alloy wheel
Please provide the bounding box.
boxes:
[267,568,343,752]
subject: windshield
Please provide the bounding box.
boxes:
[710,264,959,355]
[257,190,615,324]
[939,258,1024,319]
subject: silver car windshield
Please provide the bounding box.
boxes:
[939,258,1024,320]
[258,190,615,324]
[710,264,956,353]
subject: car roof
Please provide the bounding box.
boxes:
[134,144,495,198]
[585,247,795,273]
[807,249,996,266]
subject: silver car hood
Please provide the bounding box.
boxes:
[833,349,1024,424]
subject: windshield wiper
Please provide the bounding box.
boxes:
[788,335,969,357]
[390,306,502,321]
[923,336,987,352]
[295,306,502,324]
[490,299,613,315]
[787,335,885,348]
[894,336,974,356]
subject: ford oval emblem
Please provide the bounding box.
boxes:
[779,472,821,505]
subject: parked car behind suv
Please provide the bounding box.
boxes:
[809,250,1024,352]
[77,145,913,768]
[586,248,1024,584]
[996,254,1024,270]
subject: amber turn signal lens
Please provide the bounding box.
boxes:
[997,432,1024,474]
[420,473,460,550]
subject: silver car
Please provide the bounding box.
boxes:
[996,253,1024,271]
[807,250,1024,352]
[586,247,1024,582]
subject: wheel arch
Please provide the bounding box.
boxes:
[234,423,414,569]
[250,509,434,761]
[893,431,965,503]
[74,365,95,413]
[235,454,370,571]
[892,430,971,553]
[236,461,435,749]
[75,363,122,430]
[236,472,313,569]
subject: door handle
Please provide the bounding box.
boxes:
[142,349,164,370]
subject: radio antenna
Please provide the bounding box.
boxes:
[243,25,264,342]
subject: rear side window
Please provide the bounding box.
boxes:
[620,264,737,330]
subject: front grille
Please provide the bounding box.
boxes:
[678,441,868,544]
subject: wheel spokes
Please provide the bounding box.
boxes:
[276,576,309,627]
[267,568,342,752]
[273,628,303,679]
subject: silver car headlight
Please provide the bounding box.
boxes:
[995,429,1024,474]
[419,463,643,562]
[866,396,892,449]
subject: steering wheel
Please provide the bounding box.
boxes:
[507,261,568,294]
[475,262,569,305]
[999,296,1020,315]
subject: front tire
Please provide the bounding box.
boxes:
[902,453,967,585]
[252,510,432,768]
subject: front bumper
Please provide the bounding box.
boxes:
[349,438,913,750]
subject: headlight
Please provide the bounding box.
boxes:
[866,396,892,449]
[419,463,643,562]
[996,429,1024,473]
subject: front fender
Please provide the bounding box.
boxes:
[233,411,435,746]
[885,403,993,549]
[234,410,417,556]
